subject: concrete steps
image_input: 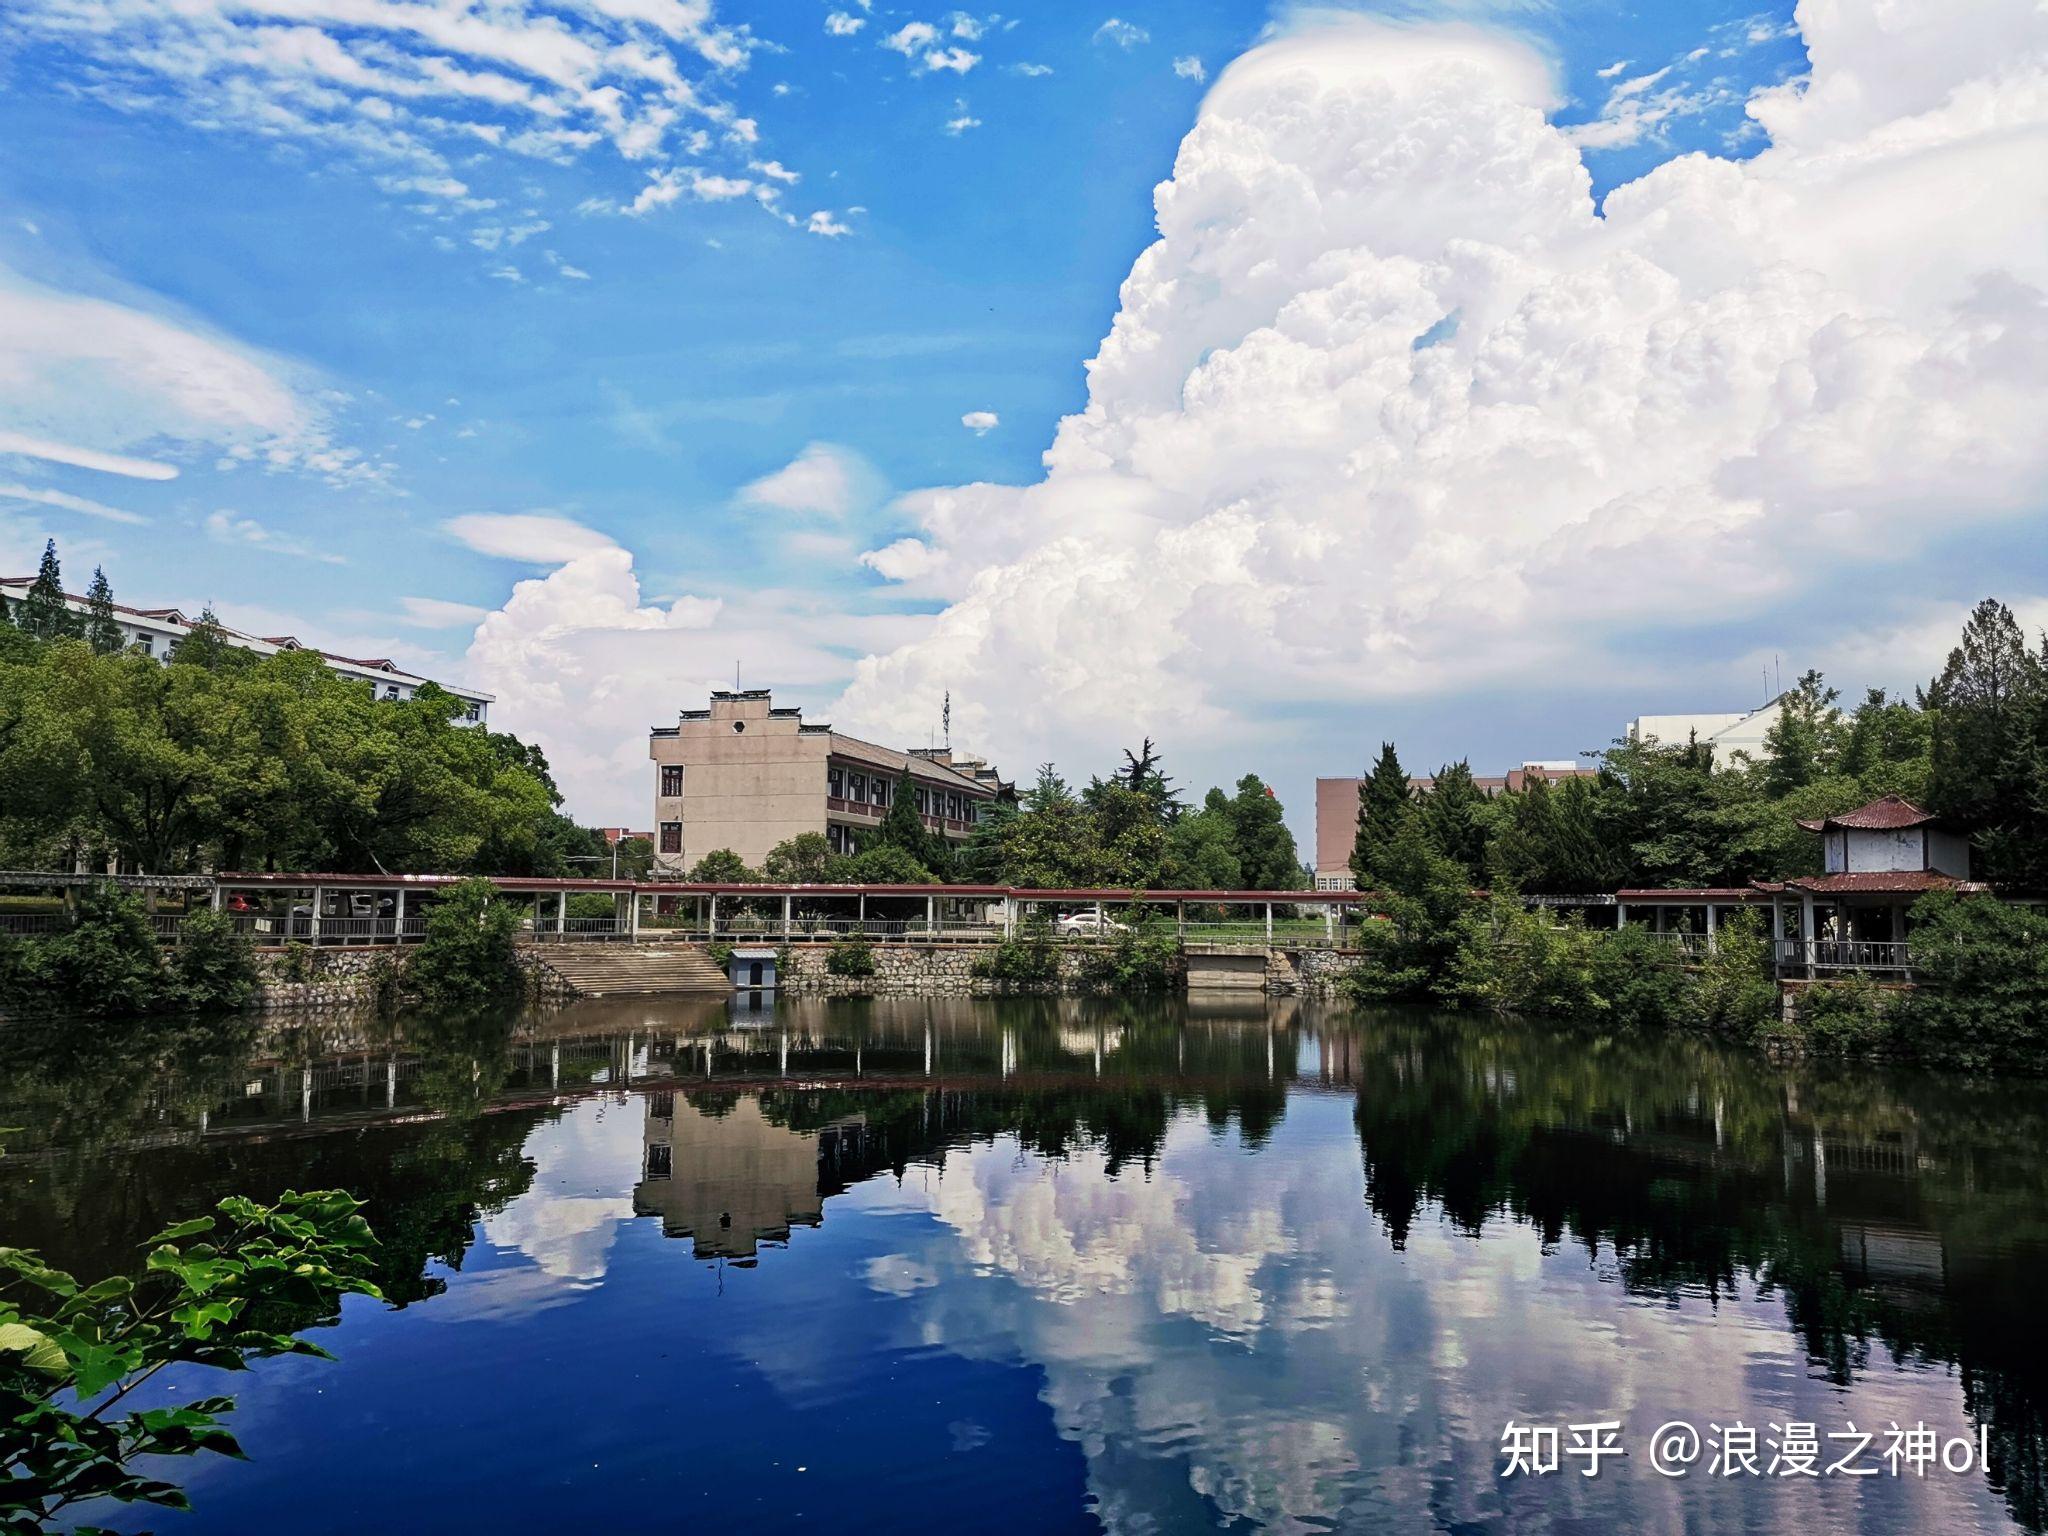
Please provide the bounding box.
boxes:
[528,943,729,997]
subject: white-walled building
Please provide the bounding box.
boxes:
[1625,697,1788,765]
[0,576,492,724]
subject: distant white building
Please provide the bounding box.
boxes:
[0,576,493,725]
[1625,697,1788,765]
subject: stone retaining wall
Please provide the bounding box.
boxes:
[775,942,1213,997]
[246,945,572,1011]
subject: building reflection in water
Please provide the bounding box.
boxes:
[5,994,2048,1532]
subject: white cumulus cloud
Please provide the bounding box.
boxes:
[738,442,874,518]
[826,4,2048,777]
[449,0,2048,826]
[960,410,998,434]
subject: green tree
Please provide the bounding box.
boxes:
[411,877,523,1008]
[874,767,944,870]
[1416,761,1489,878]
[613,835,655,881]
[1488,773,1619,894]
[1221,774,1301,889]
[1839,687,1932,797]
[1347,819,1473,1000]
[170,907,257,1011]
[1350,742,1412,889]
[1758,669,1844,795]
[1899,890,2048,1068]
[1926,599,2046,887]
[16,540,80,642]
[843,843,934,884]
[763,832,837,882]
[687,848,757,883]
[1163,796,1242,888]
[82,567,123,656]
[3,885,165,1016]
[166,607,243,672]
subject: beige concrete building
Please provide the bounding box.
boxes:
[647,689,1008,875]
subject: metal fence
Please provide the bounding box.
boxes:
[1775,939,1914,975]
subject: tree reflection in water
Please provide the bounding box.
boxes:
[2,996,2044,1531]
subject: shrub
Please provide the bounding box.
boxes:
[1792,975,1899,1053]
[411,877,523,1009]
[972,913,1061,984]
[1896,891,2048,1069]
[825,933,877,978]
[1684,911,1778,1041]
[706,940,734,972]
[1586,923,1687,1030]
[19,885,165,1016]
[170,906,257,1011]
[1075,913,1180,992]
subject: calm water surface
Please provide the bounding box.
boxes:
[2,994,2043,1534]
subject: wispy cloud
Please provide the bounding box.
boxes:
[0,481,149,526]
[205,510,345,563]
[1093,18,1150,50]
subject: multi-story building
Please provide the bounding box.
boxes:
[646,689,1009,875]
[0,576,493,724]
[1312,760,1599,890]
[1624,697,1788,765]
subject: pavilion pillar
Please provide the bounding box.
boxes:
[1177,900,1186,938]
[1324,904,1334,944]
[1264,902,1273,943]
[1800,892,1816,978]
[926,894,935,937]
[1616,901,1629,930]
[557,890,568,938]
[395,887,408,944]
[309,884,324,946]
[858,893,867,931]
[782,894,792,938]
[1705,903,1718,952]
[210,884,223,913]
[629,891,641,940]
[708,893,718,937]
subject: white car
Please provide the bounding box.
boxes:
[1056,911,1127,937]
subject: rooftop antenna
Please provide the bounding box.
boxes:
[943,690,951,751]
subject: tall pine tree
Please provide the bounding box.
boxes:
[84,567,124,655]
[1417,760,1489,878]
[1925,598,2048,886]
[18,540,80,641]
[1350,742,1413,889]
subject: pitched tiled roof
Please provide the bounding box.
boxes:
[1795,795,1941,833]
[1784,871,1984,895]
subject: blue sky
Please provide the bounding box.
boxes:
[2,0,2038,841]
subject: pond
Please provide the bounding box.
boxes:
[2,994,2043,1534]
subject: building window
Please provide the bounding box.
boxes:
[659,822,682,854]
[947,793,961,821]
[828,766,844,799]
[464,704,480,722]
[873,778,889,808]
[916,786,930,815]
[383,684,400,700]
[848,772,867,804]
[137,635,153,657]
[645,1144,673,1181]
[649,1091,674,1121]
[660,765,684,798]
